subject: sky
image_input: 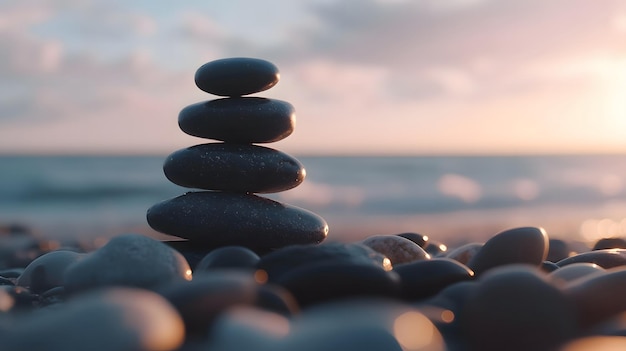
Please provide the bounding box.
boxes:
[2,0,626,155]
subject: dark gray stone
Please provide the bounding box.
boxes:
[461,265,576,351]
[556,249,626,268]
[195,246,260,272]
[467,226,548,276]
[194,57,279,97]
[394,258,474,301]
[396,232,429,247]
[16,250,83,294]
[593,237,626,250]
[178,98,295,143]
[64,234,192,293]
[256,242,390,283]
[163,143,305,193]
[275,261,401,307]
[157,271,297,337]
[2,288,185,351]
[147,192,328,252]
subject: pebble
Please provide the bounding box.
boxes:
[178,98,295,143]
[163,143,305,193]
[549,263,604,284]
[282,299,445,351]
[2,288,185,351]
[445,242,483,265]
[63,234,192,293]
[394,258,474,301]
[548,238,572,262]
[157,271,297,336]
[275,261,401,307]
[565,266,626,329]
[195,246,260,272]
[396,232,429,247]
[256,242,391,283]
[360,235,430,265]
[467,226,548,276]
[424,239,449,257]
[593,237,626,250]
[461,265,577,351]
[194,57,280,96]
[147,192,328,252]
[16,250,83,294]
[556,249,626,268]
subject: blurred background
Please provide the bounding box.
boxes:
[1,0,626,247]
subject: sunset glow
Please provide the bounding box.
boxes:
[2,0,626,155]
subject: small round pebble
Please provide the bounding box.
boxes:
[194,57,280,96]
[593,237,626,250]
[163,143,305,193]
[396,232,429,247]
[445,242,483,265]
[394,258,474,301]
[63,234,192,293]
[467,226,548,276]
[195,246,260,272]
[16,250,83,294]
[360,235,430,265]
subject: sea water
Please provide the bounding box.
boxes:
[1,154,626,246]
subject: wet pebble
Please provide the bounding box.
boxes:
[178,98,295,143]
[360,235,430,265]
[64,234,192,293]
[593,237,626,250]
[396,232,429,247]
[147,192,328,252]
[163,143,305,193]
[194,57,280,97]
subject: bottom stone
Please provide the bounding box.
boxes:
[147,191,329,251]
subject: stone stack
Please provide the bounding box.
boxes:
[147,57,328,254]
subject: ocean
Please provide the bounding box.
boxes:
[2,154,626,247]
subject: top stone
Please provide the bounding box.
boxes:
[195,57,280,97]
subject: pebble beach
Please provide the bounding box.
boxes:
[3,58,626,351]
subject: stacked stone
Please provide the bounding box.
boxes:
[147,58,328,253]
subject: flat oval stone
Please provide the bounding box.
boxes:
[3,288,185,351]
[16,250,83,294]
[556,249,626,268]
[359,235,430,265]
[147,192,328,252]
[547,238,572,262]
[178,98,295,143]
[163,143,305,193]
[461,265,577,351]
[64,234,192,293]
[396,232,429,247]
[195,57,279,96]
[394,258,474,301]
[467,226,549,276]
